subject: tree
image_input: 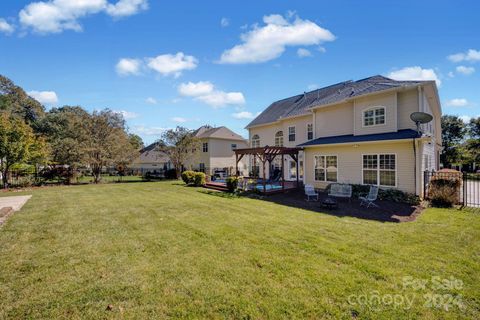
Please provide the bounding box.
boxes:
[83,109,137,183]
[128,133,144,150]
[157,127,200,179]
[0,114,35,188]
[465,117,480,169]
[35,106,90,168]
[441,115,466,167]
[0,75,45,124]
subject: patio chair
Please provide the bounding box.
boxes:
[359,185,379,208]
[328,183,352,202]
[305,184,318,201]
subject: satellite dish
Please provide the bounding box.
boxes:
[410,112,433,134]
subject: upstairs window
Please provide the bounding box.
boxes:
[307,123,313,140]
[363,107,385,127]
[251,134,260,148]
[231,144,237,150]
[288,126,296,142]
[275,131,284,147]
[202,142,208,153]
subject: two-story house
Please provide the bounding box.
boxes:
[246,75,442,196]
[186,125,249,176]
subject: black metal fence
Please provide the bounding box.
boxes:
[424,170,480,208]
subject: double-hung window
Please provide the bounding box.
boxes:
[202,142,208,153]
[362,154,396,186]
[307,123,313,140]
[251,135,260,148]
[288,126,296,142]
[274,131,284,147]
[314,155,337,182]
[363,107,385,127]
[231,144,237,150]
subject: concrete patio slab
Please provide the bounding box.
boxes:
[0,195,32,211]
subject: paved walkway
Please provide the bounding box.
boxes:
[0,195,32,211]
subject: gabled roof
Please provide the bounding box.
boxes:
[136,142,170,164]
[297,129,420,147]
[194,125,246,141]
[246,75,429,128]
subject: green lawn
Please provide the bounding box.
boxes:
[0,182,478,319]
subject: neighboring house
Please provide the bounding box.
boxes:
[131,142,172,176]
[185,125,249,176]
[246,75,442,196]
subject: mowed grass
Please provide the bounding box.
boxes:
[0,182,479,319]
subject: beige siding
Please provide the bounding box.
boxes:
[249,114,312,147]
[314,102,354,138]
[354,92,397,135]
[304,141,416,194]
[397,89,419,130]
[209,138,249,174]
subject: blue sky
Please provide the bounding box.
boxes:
[1,0,479,144]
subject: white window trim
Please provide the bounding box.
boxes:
[306,123,313,140]
[288,126,296,142]
[362,106,386,128]
[289,159,304,180]
[274,131,284,147]
[361,153,397,188]
[202,142,209,153]
[313,154,339,182]
[251,134,260,148]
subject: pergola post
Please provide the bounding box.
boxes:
[262,157,266,193]
[235,153,239,177]
[281,154,285,191]
[296,152,299,188]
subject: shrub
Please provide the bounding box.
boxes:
[193,172,206,186]
[226,176,239,193]
[165,169,177,180]
[181,170,195,184]
[428,178,461,208]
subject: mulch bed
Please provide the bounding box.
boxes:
[263,189,423,223]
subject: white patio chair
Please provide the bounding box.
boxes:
[305,184,318,201]
[359,185,379,208]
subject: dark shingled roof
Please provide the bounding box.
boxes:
[246,75,427,128]
[298,129,420,147]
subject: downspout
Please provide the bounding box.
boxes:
[413,138,417,195]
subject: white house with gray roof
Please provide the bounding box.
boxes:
[246,75,442,196]
[184,125,249,176]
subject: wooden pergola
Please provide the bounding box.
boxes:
[234,146,303,193]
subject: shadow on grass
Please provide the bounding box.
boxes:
[197,190,240,199]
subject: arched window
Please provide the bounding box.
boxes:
[363,107,386,127]
[275,131,284,147]
[251,134,260,148]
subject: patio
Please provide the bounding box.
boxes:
[261,188,422,222]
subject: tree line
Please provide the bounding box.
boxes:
[0,75,144,188]
[441,115,480,171]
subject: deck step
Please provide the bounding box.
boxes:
[204,183,229,192]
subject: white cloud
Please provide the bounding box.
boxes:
[145,97,157,104]
[456,65,475,75]
[297,48,312,58]
[459,115,480,123]
[445,98,469,107]
[171,117,187,123]
[146,52,198,77]
[387,66,441,87]
[317,46,326,53]
[132,125,169,136]
[0,19,15,34]
[18,0,148,34]
[448,71,455,78]
[307,84,319,91]
[116,58,141,76]
[115,110,138,119]
[27,90,58,105]
[178,81,214,97]
[232,111,259,120]
[220,17,229,27]
[177,81,245,108]
[448,49,480,63]
[106,0,148,18]
[219,13,335,64]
